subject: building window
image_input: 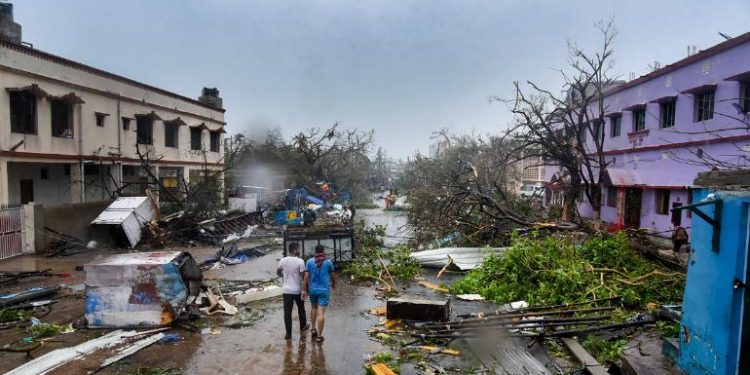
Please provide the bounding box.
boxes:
[609,116,621,137]
[9,91,36,134]
[40,168,49,180]
[210,131,221,152]
[632,109,646,131]
[660,100,676,128]
[164,122,179,148]
[122,117,131,131]
[694,89,715,122]
[50,98,73,138]
[740,82,750,113]
[655,189,670,215]
[95,112,109,127]
[136,115,153,145]
[190,127,202,150]
[606,187,617,207]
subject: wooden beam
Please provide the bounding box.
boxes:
[562,338,609,375]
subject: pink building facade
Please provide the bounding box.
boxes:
[547,32,750,237]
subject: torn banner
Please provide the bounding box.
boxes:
[84,251,201,328]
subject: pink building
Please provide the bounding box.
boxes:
[547,32,750,237]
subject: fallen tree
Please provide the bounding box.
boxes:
[450,232,684,308]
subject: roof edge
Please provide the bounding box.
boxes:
[0,39,226,114]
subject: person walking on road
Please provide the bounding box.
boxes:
[277,243,309,340]
[302,244,336,343]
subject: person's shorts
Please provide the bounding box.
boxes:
[309,289,330,307]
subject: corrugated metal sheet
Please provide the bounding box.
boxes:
[411,247,506,271]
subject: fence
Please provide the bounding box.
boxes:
[0,203,24,259]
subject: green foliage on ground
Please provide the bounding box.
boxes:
[581,336,629,364]
[451,233,684,308]
[346,223,420,282]
[0,309,25,323]
[27,322,72,339]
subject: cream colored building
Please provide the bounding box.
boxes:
[0,15,225,205]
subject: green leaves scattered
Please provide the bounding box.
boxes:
[451,233,684,308]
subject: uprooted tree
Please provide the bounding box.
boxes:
[501,19,618,221]
[400,132,550,246]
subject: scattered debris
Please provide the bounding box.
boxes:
[5,329,165,375]
[84,251,202,328]
[419,345,461,356]
[369,306,387,316]
[455,294,484,301]
[231,285,283,304]
[386,297,451,321]
[200,287,238,316]
[417,280,448,293]
[411,247,507,271]
[0,269,71,287]
[562,338,608,375]
[199,244,267,271]
[97,332,166,370]
[369,362,397,375]
[0,286,61,308]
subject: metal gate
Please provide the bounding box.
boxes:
[0,204,24,259]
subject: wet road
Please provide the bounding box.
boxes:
[0,208,412,374]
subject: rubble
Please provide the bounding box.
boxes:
[0,286,61,308]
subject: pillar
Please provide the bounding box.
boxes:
[23,202,43,254]
[0,159,9,204]
[69,162,83,203]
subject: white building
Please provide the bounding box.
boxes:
[0,5,226,206]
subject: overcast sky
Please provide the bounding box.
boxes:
[16,0,750,159]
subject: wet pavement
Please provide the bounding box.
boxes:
[0,208,418,375]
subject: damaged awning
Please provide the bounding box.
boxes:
[48,92,85,104]
[411,247,507,271]
[603,167,642,187]
[84,251,202,328]
[6,83,49,98]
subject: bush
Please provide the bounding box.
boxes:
[450,233,684,308]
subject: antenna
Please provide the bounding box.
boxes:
[629,72,636,80]
[718,32,732,40]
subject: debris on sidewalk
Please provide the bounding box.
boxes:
[231,285,283,304]
[419,345,461,356]
[90,196,159,248]
[411,247,506,271]
[369,306,387,316]
[199,244,268,271]
[84,251,202,327]
[455,294,484,301]
[0,269,71,287]
[369,362,397,375]
[417,280,448,293]
[5,329,167,375]
[386,297,451,321]
[200,287,238,316]
[0,286,61,308]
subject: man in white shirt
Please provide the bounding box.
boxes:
[277,242,309,340]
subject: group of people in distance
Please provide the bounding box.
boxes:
[276,242,335,343]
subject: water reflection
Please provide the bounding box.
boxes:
[358,209,411,247]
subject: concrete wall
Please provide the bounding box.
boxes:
[43,200,112,248]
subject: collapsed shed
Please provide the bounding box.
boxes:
[84,251,201,328]
[90,197,158,248]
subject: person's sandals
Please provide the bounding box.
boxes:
[284,334,292,340]
[301,324,310,332]
[311,328,318,337]
[315,336,325,343]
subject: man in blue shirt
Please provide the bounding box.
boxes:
[302,244,335,343]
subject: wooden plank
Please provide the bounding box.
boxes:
[562,338,609,375]
[386,297,450,321]
[370,363,397,375]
